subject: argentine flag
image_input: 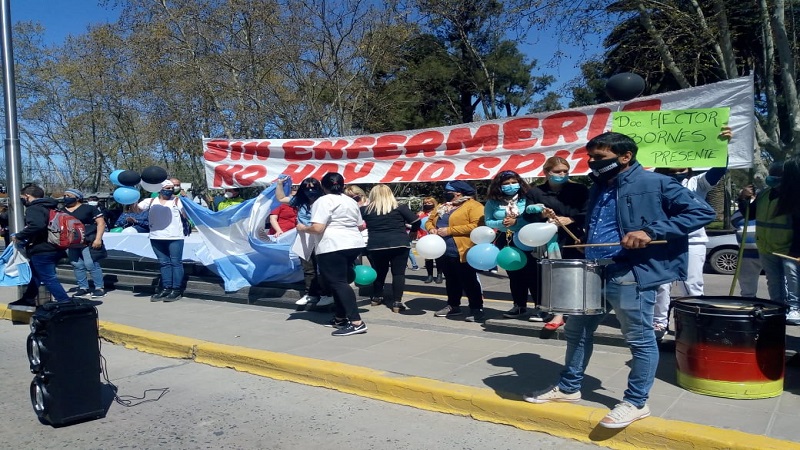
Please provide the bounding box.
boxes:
[182,184,303,292]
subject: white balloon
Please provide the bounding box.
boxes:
[518,222,558,247]
[121,226,139,234]
[140,180,162,193]
[469,225,496,245]
[415,234,447,259]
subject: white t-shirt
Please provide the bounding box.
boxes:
[684,173,713,244]
[310,194,365,254]
[138,197,185,240]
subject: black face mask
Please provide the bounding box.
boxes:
[20,197,29,207]
[63,197,78,207]
[422,205,434,212]
[588,158,622,182]
[444,192,456,202]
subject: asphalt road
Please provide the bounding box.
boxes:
[0,320,599,450]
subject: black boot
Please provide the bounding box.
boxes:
[435,273,444,284]
[151,288,170,302]
[424,275,434,284]
[163,289,183,302]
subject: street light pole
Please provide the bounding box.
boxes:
[1,0,24,233]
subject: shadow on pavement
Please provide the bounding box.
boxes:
[483,352,619,409]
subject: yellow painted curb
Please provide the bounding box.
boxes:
[98,321,198,360]
[2,305,798,449]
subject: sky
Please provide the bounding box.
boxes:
[10,0,589,101]
[12,0,120,44]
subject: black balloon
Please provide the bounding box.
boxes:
[118,170,141,187]
[605,72,646,101]
[141,166,168,184]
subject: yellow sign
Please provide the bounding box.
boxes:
[612,108,730,168]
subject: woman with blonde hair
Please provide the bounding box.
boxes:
[361,184,421,312]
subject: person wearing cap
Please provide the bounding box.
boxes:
[424,180,486,322]
[63,188,107,298]
[9,185,72,310]
[218,187,244,211]
[136,179,188,302]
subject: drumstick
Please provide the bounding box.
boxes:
[563,240,668,248]
[773,252,800,263]
[549,217,582,244]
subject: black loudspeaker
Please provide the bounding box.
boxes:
[26,301,104,426]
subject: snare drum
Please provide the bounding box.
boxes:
[539,259,605,315]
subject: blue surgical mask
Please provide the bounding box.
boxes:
[766,175,781,188]
[501,184,520,196]
[63,197,78,206]
[160,190,174,198]
[548,174,568,184]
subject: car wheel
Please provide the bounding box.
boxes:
[709,248,738,275]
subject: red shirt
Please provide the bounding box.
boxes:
[268,204,298,235]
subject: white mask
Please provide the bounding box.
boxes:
[87,201,98,206]
[223,192,234,199]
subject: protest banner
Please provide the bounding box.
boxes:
[612,107,731,168]
[202,76,755,188]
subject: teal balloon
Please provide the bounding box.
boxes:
[354,265,377,285]
[466,243,500,271]
[496,246,528,271]
[113,186,140,205]
[109,169,124,186]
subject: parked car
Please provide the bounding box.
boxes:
[705,233,740,275]
[704,213,757,275]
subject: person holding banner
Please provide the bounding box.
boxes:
[524,132,715,429]
[426,180,486,322]
[274,177,334,308]
[650,127,731,339]
[296,172,367,336]
[739,158,800,324]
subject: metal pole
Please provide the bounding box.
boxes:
[1,0,24,234]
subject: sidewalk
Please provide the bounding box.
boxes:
[3,271,799,449]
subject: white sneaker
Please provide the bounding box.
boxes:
[295,295,312,306]
[317,295,334,307]
[599,401,650,428]
[523,386,581,404]
[787,309,800,325]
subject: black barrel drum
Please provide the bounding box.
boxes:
[673,296,786,399]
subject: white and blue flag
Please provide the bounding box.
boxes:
[182,185,303,292]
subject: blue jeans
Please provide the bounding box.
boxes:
[25,252,70,302]
[68,246,105,290]
[760,252,800,309]
[557,264,658,408]
[150,239,185,290]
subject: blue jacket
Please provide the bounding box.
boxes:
[587,161,716,288]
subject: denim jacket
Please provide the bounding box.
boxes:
[587,161,716,288]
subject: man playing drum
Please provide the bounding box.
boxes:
[523,132,716,428]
